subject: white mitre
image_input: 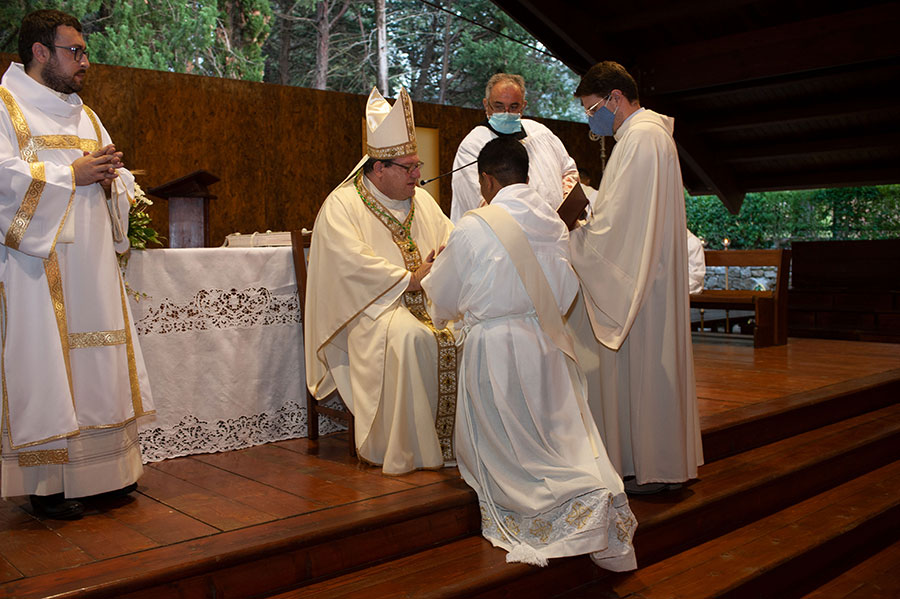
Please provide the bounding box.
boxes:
[366,86,417,158]
[340,86,417,184]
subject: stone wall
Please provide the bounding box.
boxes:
[704,266,781,291]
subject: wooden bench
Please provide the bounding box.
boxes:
[690,249,791,347]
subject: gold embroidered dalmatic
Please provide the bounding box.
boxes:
[0,62,153,498]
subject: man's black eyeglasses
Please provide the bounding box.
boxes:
[49,44,88,62]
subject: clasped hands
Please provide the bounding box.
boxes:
[72,144,124,189]
[407,245,445,291]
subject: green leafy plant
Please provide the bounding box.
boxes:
[119,181,162,300]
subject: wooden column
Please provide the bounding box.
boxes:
[148,170,220,248]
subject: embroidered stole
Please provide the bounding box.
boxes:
[355,172,457,461]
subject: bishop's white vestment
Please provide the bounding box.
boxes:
[450,120,578,223]
[0,63,154,499]
[423,184,636,570]
[305,171,457,475]
[568,108,703,485]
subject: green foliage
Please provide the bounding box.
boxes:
[1,0,271,82]
[260,0,581,120]
[86,1,219,74]
[0,0,102,55]
[686,185,900,249]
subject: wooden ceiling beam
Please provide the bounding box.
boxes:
[490,0,613,73]
[743,166,900,192]
[599,0,765,34]
[720,132,900,163]
[694,97,900,133]
[636,4,900,96]
[674,125,746,214]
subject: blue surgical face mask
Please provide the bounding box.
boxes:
[488,112,523,134]
[588,95,617,137]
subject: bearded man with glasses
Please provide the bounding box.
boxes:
[0,9,154,519]
[305,87,457,475]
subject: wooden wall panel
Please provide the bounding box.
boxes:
[1,54,601,246]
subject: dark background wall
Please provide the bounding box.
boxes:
[1,54,601,246]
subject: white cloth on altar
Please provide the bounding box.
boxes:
[423,184,636,569]
[124,246,317,462]
[687,229,706,294]
[450,120,578,223]
[305,172,454,475]
[568,108,703,484]
[0,63,153,498]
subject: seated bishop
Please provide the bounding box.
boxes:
[304,87,457,475]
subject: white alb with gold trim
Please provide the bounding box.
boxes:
[0,62,154,498]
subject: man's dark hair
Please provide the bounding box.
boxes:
[574,61,639,103]
[18,9,83,69]
[362,157,379,174]
[477,137,528,186]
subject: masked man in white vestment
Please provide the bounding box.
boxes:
[305,87,457,475]
[450,73,579,223]
[423,137,636,570]
[0,10,154,519]
[568,61,703,494]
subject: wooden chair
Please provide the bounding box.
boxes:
[291,230,356,456]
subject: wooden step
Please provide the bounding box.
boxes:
[265,404,900,599]
[634,401,900,563]
[800,537,900,598]
[701,367,900,462]
[0,478,479,599]
[591,460,900,599]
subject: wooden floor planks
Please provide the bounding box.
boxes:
[0,337,898,595]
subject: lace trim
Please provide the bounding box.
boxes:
[135,287,300,335]
[139,398,347,463]
[479,490,637,549]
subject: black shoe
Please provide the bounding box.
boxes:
[84,482,138,501]
[30,493,84,520]
[103,482,138,498]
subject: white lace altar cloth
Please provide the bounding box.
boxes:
[125,247,345,463]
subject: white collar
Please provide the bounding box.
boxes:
[363,172,412,210]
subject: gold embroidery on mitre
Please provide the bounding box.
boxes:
[355,173,457,460]
[5,161,45,250]
[68,329,126,348]
[367,88,418,159]
[18,448,69,467]
[368,140,417,159]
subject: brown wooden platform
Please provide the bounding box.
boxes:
[1,338,899,599]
